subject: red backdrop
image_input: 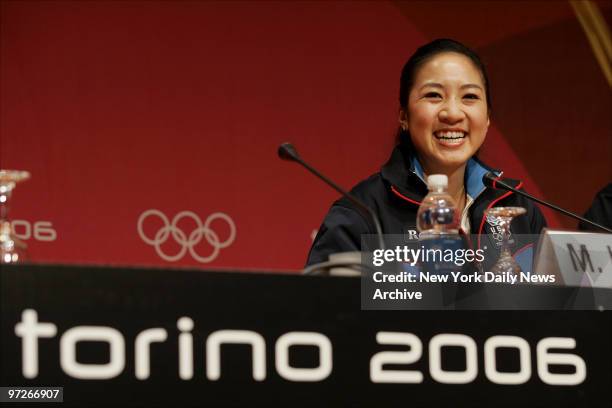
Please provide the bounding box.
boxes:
[1,1,610,271]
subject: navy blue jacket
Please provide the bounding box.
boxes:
[307,144,547,269]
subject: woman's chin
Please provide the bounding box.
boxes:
[432,150,472,169]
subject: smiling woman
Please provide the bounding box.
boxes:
[403,52,489,176]
[307,39,547,267]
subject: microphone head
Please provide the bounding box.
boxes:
[278,142,300,162]
[482,172,497,188]
[482,171,505,190]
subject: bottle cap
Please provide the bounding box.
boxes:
[427,174,448,189]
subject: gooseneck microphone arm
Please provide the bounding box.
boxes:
[278,142,386,250]
[482,172,612,233]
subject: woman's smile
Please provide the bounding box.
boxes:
[433,128,468,147]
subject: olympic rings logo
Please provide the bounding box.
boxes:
[137,209,236,263]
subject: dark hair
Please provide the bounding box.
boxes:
[397,38,491,148]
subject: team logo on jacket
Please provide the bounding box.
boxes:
[137,209,236,263]
[486,214,511,246]
[404,228,419,240]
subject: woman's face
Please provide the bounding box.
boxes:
[401,52,489,173]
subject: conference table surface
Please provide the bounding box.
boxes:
[1,263,610,407]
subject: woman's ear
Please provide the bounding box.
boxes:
[398,109,408,131]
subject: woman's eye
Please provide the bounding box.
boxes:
[463,93,479,99]
[424,92,442,98]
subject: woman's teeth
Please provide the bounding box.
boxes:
[434,131,466,145]
[434,131,466,140]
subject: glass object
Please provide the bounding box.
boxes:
[484,206,526,275]
[0,170,31,263]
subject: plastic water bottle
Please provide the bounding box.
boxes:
[417,175,462,275]
[417,174,460,236]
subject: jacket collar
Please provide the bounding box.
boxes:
[381,143,502,202]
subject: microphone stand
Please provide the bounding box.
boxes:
[278,142,386,250]
[483,173,612,233]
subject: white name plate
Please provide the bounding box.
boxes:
[534,229,612,288]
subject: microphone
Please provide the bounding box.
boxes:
[278,142,386,250]
[482,172,612,233]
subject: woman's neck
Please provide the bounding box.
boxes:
[445,165,467,200]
